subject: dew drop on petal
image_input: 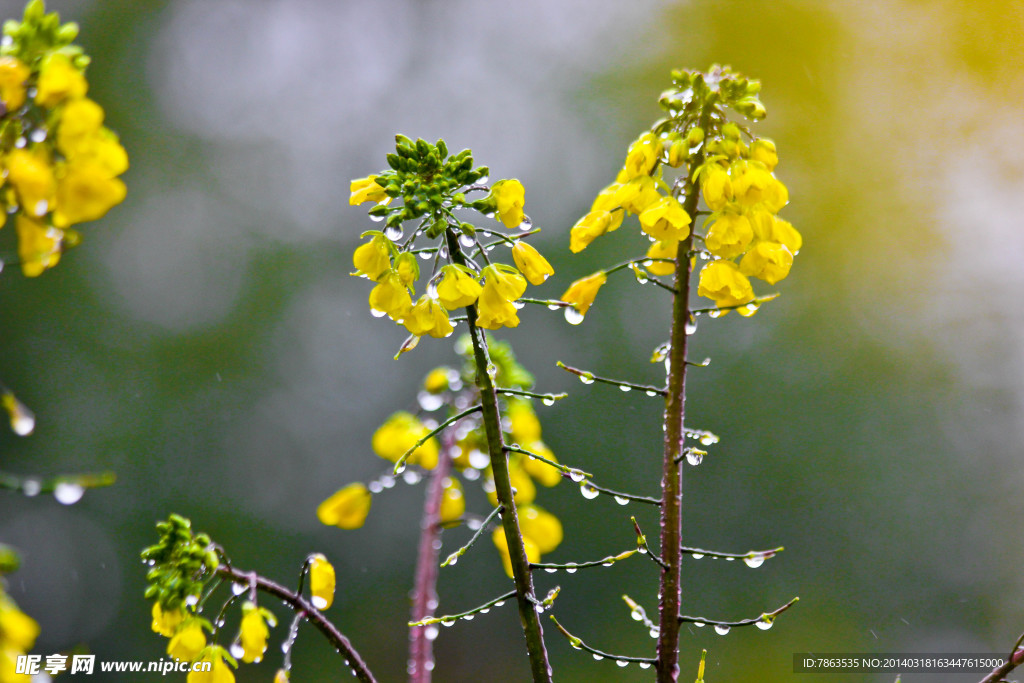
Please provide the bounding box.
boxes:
[54,483,85,505]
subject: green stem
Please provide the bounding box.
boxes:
[445,229,553,682]
[655,109,710,683]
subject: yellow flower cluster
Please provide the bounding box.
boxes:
[350,169,553,338]
[491,504,562,578]
[696,135,800,313]
[187,647,235,683]
[1,589,39,683]
[150,602,214,670]
[0,51,127,276]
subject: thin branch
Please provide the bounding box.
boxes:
[977,639,1024,683]
[531,549,637,572]
[678,596,800,629]
[441,505,503,568]
[557,362,667,397]
[0,470,116,496]
[681,545,784,566]
[409,590,517,627]
[632,518,669,570]
[495,388,568,402]
[580,480,662,506]
[549,615,656,666]
[504,445,592,481]
[393,405,482,474]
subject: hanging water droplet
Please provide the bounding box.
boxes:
[579,373,595,385]
[645,390,657,397]
[493,600,505,608]
[6,397,35,436]
[616,660,629,668]
[441,619,455,627]
[459,234,475,248]
[54,483,85,505]
[518,217,533,232]
[544,567,556,573]
[691,553,704,560]
[463,614,475,621]
[743,302,760,314]
[30,128,46,143]
[22,479,41,497]
[445,553,459,566]
[743,554,765,569]
[639,662,652,670]
[649,628,660,638]
[699,433,719,446]
[402,469,422,485]
[602,560,614,567]
[369,213,385,223]
[231,583,247,596]
[368,481,383,493]
[614,496,629,506]
[564,307,585,325]
[418,251,433,260]
[630,608,644,622]
[380,475,396,489]
[714,624,731,635]
[547,304,561,311]
[370,308,388,318]
[394,463,407,475]
[618,385,631,392]
[312,595,329,610]
[637,546,648,554]
[281,641,291,653]
[694,620,706,628]
[708,309,724,319]
[685,450,704,466]
[565,564,578,574]
[425,625,440,641]
[534,605,544,614]
[480,608,490,614]
[592,654,604,661]
[579,484,599,500]
[384,225,403,240]
[567,469,586,483]
[542,396,555,406]
[755,617,774,630]
[684,319,698,335]
[230,644,245,659]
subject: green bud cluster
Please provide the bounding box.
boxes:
[374,134,490,229]
[1,0,85,67]
[455,334,534,389]
[141,514,219,611]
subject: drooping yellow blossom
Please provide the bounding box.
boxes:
[507,399,541,444]
[238,603,275,664]
[520,442,562,487]
[704,212,754,259]
[59,127,128,176]
[167,621,206,662]
[616,175,661,214]
[368,271,413,321]
[35,53,87,109]
[492,528,540,579]
[569,210,616,253]
[560,271,606,317]
[475,284,520,330]
[53,160,128,227]
[590,184,625,229]
[15,214,62,277]
[622,132,660,180]
[187,650,235,683]
[644,240,678,276]
[0,598,39,652]
[439,477,465,524]
[371,412,439,469]
[732,164,775,208]
[638,195,691,241]
[511,241,554,285]
[739,241,793,284]
[697,260,754,309]
[394,252,419,287]
[317,482,373,529]
[352,235,391,280]
[151,602,184,638]
[436,264,482,309]
[763,177,789,214]
[701,168,734,212]
[349,175,388,205]
[308,554,336,610]
[0,56,29,110]
[55,97,104,151]
[403,296,453,338]
[6,148,56,217]
[770,217,801,254]
[481,264,527,302]
[491,179,526,229]
[518,505,563,555]
[749,138,778,171]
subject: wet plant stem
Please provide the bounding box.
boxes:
[408,431,454,683]
[445,229,553,683]
[655,107,710,683]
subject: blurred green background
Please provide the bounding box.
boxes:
[2,0,1023,681]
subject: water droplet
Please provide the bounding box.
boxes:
[479,608,490,614]
[547,304,561,311]
[637,546,648,554]
[54,483,84,505]
[395,463,407,475]
[459,234,475,248]
[714,624,731,635]
[281,642,291,653]
[368,481,383,493]
[534,605,544,614]
[463,614,475,621]
[565,564,578,574]
[691,553,704,560]
[743,302,760,314]
[684,319,697,335]
[592,654,604,661]
[685,450,703,466]
[579,373,594,385]
[602,560,614,567]
[542,396,555,406]
[231,583,247,596]
[618,385,631,392]
[616,660,629,668]
[402,470,422,485]
[544,567,556,573]
[699,433,719,446]
[564,308,585,325]
[743,554,765,569]
[645,390,657,397]
[384,225,403,240]
[230,644,245,659]
[380,475,396,489]
[417,391,444,411]
[185,595,199,607]
[694,620,705,628]
[579,484,599,500]
[567,469,586,483]
[614,496,629,506]
[755,617,774,630]
[441,619,455,627]
[630,608,645,622]
[648,628,660,638]
[418,251,433,260]
[708,309,724,319]
[493,600,505,608]
[486,363,498,379]
[22,479,41,496]
[370,308,388,318]
[639,662,652,669]
[518,217,533,232]
[30,128,46,143]
[445,553,459,566]
[425,625,439,641]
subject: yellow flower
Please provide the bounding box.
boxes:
[704,212,754,259]
[368,272,412,321]
[560,271,606,317]
[53,160,127,227]
[394,252,419,287]
[739,241,793,284]
[59,127,128,176]
[439,477,465,524]
[167,622,206,662]
[274,670,289,683]
[0,56,29,110]
[749,138,778,171]
[697,260,754,309]
[6,148,56,217]
[569,210,616,253]
[518,505,563,555]
[638,196,691,241]
[492,528,540,578]
[403,296,453,338]
[56,98,104,151]
[511,241,553,285]
[507,399,541,444]
[645,240,678,276]
[732,164,775,207]
[423,367,451,394]
[491,179,526,229]
[238,603,274,664]
[15,215,62,277]
[771,217,801,254]
[701,168,733,212]
[622,132,660,180]
[481,264,526,301]
[352,235,391,280]
[436,264,482,309]
[308,554,336,610]
[520,442,561,487]
[763,176,789,213]
[317,482,372,529]
[371,412,439,469]
[35,54,87,109]
[475,285,520,330]
[187,650,235,683]
[349,175,388,205]
[151,603,184,638]
[0,601,39,652]
[616,176,661,214]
